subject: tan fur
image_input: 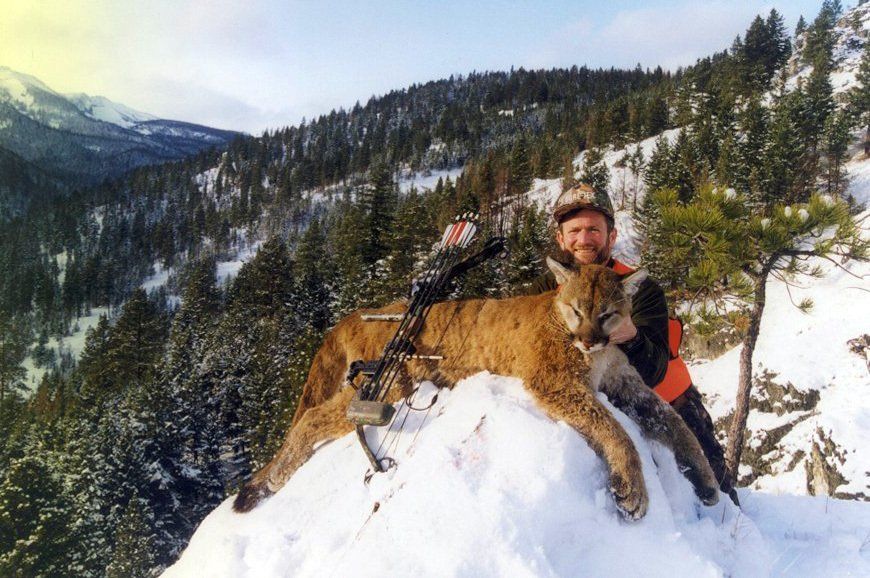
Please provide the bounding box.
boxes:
[233,264,718,517]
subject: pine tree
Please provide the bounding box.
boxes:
[736,95,769,199]
[643,134,673,195]
[579,147,610,195]
[329,201,371,313]
[105,494,158,578]
[742,15,771,89]
[162,257,226,527]
[166,258,220,374]
[638,188,684,292]
[643,184,868,483]
[802,1,840,68]
[850,42,870,157]
[210,238,303,474]
[671,129,699,202]
[797,63,835,197]
[560,155,577,191]
[508,135,533,196]
[0,453,77,576]
[359,161,398,270]
[822,109,852,197]
[795,15,807,39]
[78,314,113,401]
[60,416,116,576]
[293,219,333,332]
[105,288,167,390]
[0,313,28,404]
[381,190,440,301]
[627,144,645,211]
[759,89,804,204]
[765,9,791,79]
[96,379,188,571]
[504,206,551,291]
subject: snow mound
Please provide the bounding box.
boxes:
[165,374,779,578]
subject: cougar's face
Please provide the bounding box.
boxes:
[546,259,646,354]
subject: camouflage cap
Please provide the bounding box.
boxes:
[553,182,614,223]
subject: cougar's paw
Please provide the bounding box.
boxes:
[232,481,273,513]
[610,471,648,520]
[697,480,720,506]
[684,465,720,506]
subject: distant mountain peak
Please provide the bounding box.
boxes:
[0,66,56,99]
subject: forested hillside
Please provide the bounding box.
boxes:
[0,1,867,576]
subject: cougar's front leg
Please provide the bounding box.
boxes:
[530,381,649,520]
[233,387,357,513]
[600,372,719,506]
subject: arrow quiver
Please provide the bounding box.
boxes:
[346,213,506,472]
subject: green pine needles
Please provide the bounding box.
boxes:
[643,181,868,479]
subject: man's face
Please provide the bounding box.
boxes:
[556,209,617,266]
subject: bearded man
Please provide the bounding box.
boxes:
[526,182,739,505]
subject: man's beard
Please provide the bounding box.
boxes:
[570,244,610,266]
[555,244,611,268]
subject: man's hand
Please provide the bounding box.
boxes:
[609,317,638,345]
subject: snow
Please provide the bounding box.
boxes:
[64,307,109,360]
[165,375,870,578]
[507,29,870,500]
[533,125,870,500]
[0,66,41,110]
[141,263,172,293]
[216,241,262,285]
[64,93,157,129]
[398,166,465,193]
[22,306,108,391]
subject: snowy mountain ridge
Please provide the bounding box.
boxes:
[0,65,240,192]
[64,92,159,129]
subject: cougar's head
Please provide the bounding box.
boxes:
[546,257,647,354]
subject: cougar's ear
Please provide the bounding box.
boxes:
[546,257,574,286]
[621,269,648,297]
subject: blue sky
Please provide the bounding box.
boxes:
[2,0,831,133]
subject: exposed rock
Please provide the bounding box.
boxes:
[846,334,870,372]
[805,427,858,499]
[712,369,822,486]
[749,369,820,416]
[739,413,816,486]
[681,325,742,361]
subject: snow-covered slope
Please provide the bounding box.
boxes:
[165,375,869,577]
[64,92,158,129]
[787,3,870,96]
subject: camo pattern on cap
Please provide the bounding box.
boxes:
[553,182,614,222]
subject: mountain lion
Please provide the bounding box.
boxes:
[233,259,719,518]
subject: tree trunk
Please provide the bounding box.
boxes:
[725,260,773,483]
[864,125,869,158]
